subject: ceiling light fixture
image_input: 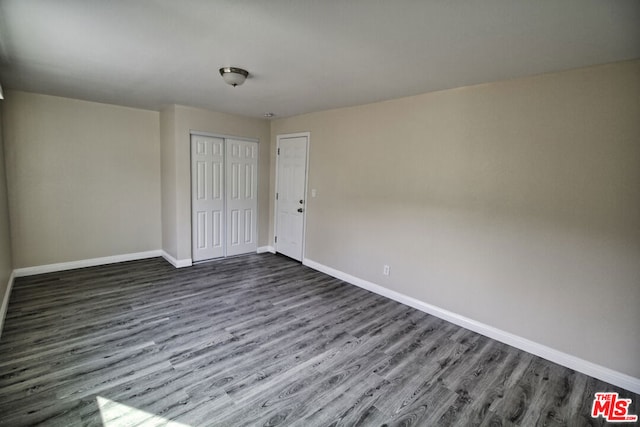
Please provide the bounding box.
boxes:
[264,112,275,118]
[219,67,249,87]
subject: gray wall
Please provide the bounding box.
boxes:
[270,60,640,378]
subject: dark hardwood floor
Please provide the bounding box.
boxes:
[0,254,637,426]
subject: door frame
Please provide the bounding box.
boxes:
[274,132,310,261]
[190,130,259,261]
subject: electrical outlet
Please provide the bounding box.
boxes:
[383,265,390,276]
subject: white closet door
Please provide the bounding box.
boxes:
[225,139,258,256]
[191,135,225,261]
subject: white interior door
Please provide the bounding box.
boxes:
[226,139,258,256]
[191,135,225,261]
[275,135,308,261]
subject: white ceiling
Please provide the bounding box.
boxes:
[0,0,638,119]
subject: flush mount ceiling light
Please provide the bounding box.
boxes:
[219,67,249,87]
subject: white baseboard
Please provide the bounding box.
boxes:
[302,257,640,395]
[161,251,192,268]
[0,271,15,339]
[13,250,163,277]
[257,246,276,254]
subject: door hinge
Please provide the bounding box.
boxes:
[276,192,278,200]
[275,236,277,243]
[277,148,280,155]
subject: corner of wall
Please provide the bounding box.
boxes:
[0,271,15,339]
[0,99,15,337]
[159,105,179,260]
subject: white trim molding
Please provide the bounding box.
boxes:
[0,271,16,339]
[161,251,192,268]
[257,246,276,254]
[13,250,163,277]
[302,257,640,395]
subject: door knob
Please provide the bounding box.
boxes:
[299,199,304,204]
[297,208,304,213]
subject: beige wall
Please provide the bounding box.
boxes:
[0,103,14,332]
[3,91,162,268]
[271,60,640,378]
[2,93,270,267]
[160,106,178,258]
[161,105,270,261]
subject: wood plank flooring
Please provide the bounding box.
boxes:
[0,254,637,426]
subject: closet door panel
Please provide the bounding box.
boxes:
[225,139,258,256]
[191,135,225,261]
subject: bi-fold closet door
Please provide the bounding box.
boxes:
[191,134,258,262]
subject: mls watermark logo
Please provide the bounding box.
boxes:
[591,392,638,423]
